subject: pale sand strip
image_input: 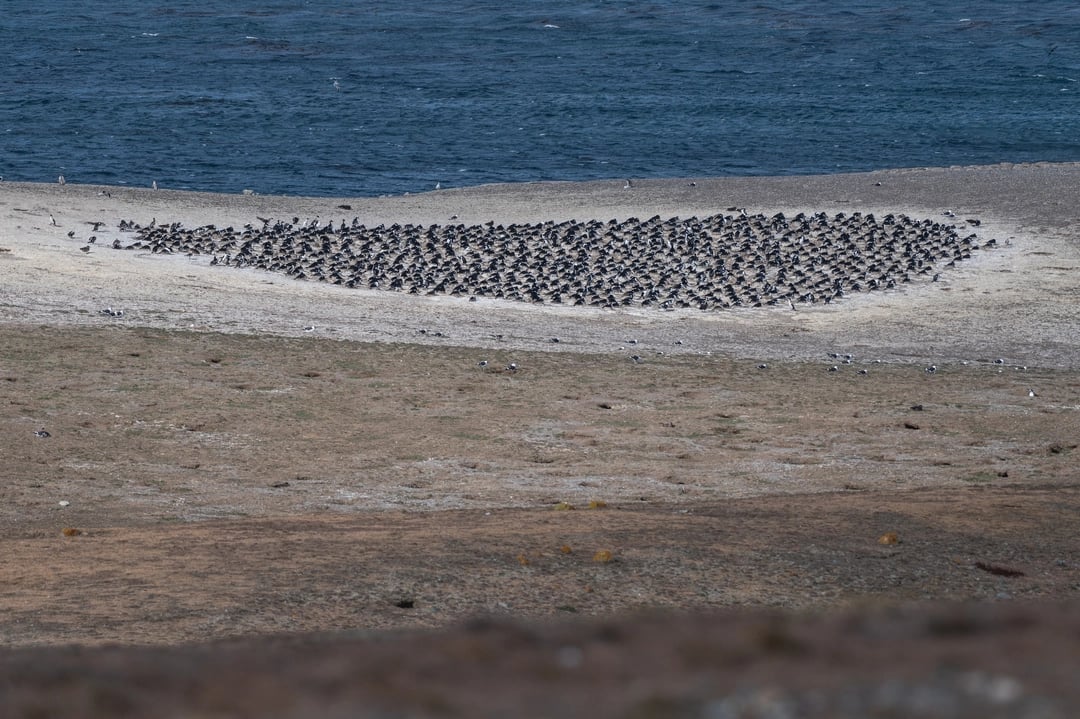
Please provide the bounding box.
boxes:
[1,163,1078,367]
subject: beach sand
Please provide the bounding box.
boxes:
[1,165,1079,717]
[2,162,1079,367]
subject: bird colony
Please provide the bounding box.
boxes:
[110,211,993,310]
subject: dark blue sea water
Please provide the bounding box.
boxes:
[3,2,1079,197]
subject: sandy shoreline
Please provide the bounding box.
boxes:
[2,163,1078,367]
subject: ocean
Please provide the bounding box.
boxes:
[3,1,1078,198]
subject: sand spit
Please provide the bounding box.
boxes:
[1,163,1079,367]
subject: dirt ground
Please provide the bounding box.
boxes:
[1,166,1079,716]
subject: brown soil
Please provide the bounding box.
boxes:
[1,166,1079,716]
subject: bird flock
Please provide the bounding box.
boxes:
[106,210,993,310]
